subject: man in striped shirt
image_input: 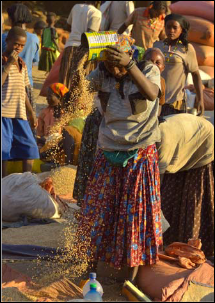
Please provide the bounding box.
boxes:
[118,1,167,50]
[2,27,39,177]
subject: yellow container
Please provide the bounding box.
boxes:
[81,31,119,61]
[7,159,45,175]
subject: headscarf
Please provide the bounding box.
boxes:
[100,35,135,79]
[117,34,135,53]
[165,14,190,50]
[49,83,69,99]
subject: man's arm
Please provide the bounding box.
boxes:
[192,70,204,115]
[127,65,160,101]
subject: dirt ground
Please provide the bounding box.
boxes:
[2,217,126,302]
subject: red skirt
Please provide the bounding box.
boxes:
[77,145,163,269]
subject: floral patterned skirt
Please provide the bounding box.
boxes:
[77,144,163,269]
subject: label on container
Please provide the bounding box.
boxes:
[85,31,119,61]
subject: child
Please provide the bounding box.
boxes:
[143,48,166,111]
[38,12,60,73]
[2,3,40,114]
[2,3,40,87]
[154,14,204,116]
[118,1,168,49]
[33,20,47,54]
[76,35,162,284]
[2,27,39,178]
[36,83,68,141]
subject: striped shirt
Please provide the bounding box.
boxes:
[2,55,30,120]
[87,63,161,151]
[125,7,165,49]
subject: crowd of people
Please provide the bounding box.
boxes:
[2,1,214,287]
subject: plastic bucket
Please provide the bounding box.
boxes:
[81,31,119,61]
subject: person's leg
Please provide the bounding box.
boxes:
[2,161,8,178]
[22,160,34,172]
[127,266,139,284]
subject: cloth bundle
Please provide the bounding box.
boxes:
[159,240,207,270]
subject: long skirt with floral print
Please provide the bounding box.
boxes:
[77,144,163,269]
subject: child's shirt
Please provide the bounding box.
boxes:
[2,55,30,121]
[87,63,161,151]
[42,27,58,51]
[37,106,55,137]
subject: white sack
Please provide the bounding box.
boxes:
[2,172,61,222]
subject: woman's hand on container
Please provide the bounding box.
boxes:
[106,45,131,67]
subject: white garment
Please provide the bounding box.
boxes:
[2,173,61,222]
[157,114,214,174]
[65,4,102,48]
[100,1,134,34]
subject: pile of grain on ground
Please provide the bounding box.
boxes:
[2,287,31,302]
[51,165,77,196]
[2,220,126,302]
[2,222,65,247]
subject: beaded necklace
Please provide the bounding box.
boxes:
[144,7,164,32]
[146,17,160,32]
[163,39,183,62]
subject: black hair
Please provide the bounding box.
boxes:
[151,1,168,14]
[165,14,190,51]
[34,20,47,30]
[7,4,32,25]
[46,12,57,26]
[7,26,27,41]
